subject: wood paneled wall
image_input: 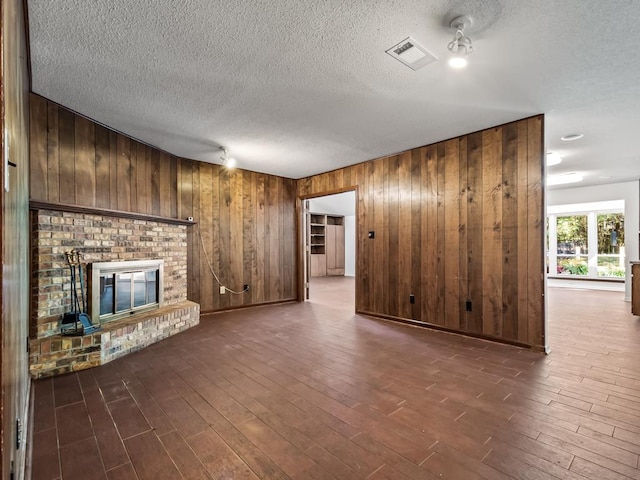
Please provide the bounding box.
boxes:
[2,0,31,477]
[298,116,545,350]
[30,94,297,313]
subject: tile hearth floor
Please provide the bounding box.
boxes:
[31,277,640,479]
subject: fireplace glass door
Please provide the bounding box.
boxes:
[91,260,164,323]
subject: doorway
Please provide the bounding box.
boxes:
[302,191,356,309]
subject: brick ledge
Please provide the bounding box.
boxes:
[29,300,200,378]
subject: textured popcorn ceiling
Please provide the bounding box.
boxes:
[27,0,640,184]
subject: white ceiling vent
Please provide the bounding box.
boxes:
[386,37,438,71]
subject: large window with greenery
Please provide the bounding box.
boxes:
[547,202,625,279]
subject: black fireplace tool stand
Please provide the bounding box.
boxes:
[61,250,100,336]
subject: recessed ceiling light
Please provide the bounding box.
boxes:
[546,152,562,166]
[547,173,583,186]
[561,133,584,141]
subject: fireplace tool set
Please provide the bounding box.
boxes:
[61,250,100,336]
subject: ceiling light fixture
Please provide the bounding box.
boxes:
[447,15,474,68]
[546,152,562,166]
[561,133,584,141]
[547,172,583,186]
[220,148,236,169]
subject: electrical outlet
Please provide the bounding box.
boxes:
[219,286,226,294]
[409,294,415,304]
[465,300,472,312]
[243,284,250,291]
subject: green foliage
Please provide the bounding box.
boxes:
[556,215,588,253]
[598,267,625,278]
[558,258,588,275]
[597,213,625,254]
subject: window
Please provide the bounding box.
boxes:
[547,201,625,279]
[90,260,164,323]
[556,215,589,276]
[597,213,625,278]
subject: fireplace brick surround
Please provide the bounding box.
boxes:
[29,207,200,378]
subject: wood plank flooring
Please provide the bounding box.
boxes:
[30,278,640,479]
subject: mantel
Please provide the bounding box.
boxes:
[29,200,197,226]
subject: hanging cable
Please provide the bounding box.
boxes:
[194,222,248,295]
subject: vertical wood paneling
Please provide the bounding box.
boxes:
[219,169,232,308]
[198,163,213,311]
[283,178,296,300]
[297,116,545,350]
[47,102,60,203]
[150,149,161,216]
[424,145,438,324]
[526,116,544,348]
[2,0,31,476]
[191,162,201,305]
[516,121,530,344]
[436,144,446,325]
[94,125,110,209]
[458,137,469,331]
[29,95,48,198]
[28,96,543,348]
[410,149,422,321]
[158,152,171,217]
[268,175,281,302]
[397,154,412,319]
[116,135,131,211]
[466,132,483,333]
[74,116,96,207]
[370,161,381,314]
[481,127,503,337]
[501,123,519,339]
[255,174,266,304]
[129,141,138,212]
[398,153,411,319]
[243,171,255,305]
[58,108,76,205]
[108,131,118,210]
[29,95,298,315]
[229,170,244,307]
[444,139,460,330]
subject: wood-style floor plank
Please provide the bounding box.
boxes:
[30,280,640,480]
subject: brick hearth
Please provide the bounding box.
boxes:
[30,208,199,377]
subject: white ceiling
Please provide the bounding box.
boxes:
[27,0,640,187]
[309,191,356,217]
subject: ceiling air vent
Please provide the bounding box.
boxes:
[386,37,438,71]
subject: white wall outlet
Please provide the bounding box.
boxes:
[219,286,226,294]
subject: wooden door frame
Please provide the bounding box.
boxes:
[296,186,358,304]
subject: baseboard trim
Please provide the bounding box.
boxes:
[356,310,546,353]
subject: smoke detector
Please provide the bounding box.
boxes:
[386,37,438,71]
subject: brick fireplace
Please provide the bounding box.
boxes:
[29,206,200,378]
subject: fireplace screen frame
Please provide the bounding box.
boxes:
[89,259,164,324]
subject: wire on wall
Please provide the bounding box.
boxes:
[194,222,248,295]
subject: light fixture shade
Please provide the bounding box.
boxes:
[448,56,467,68]
[448,31,474,55]
[446,15,474,68]
[220,147,237,169]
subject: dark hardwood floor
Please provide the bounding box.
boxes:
[30,278,640,479]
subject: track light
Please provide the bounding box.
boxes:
[447,15,474,68]
[220,148,236,169]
